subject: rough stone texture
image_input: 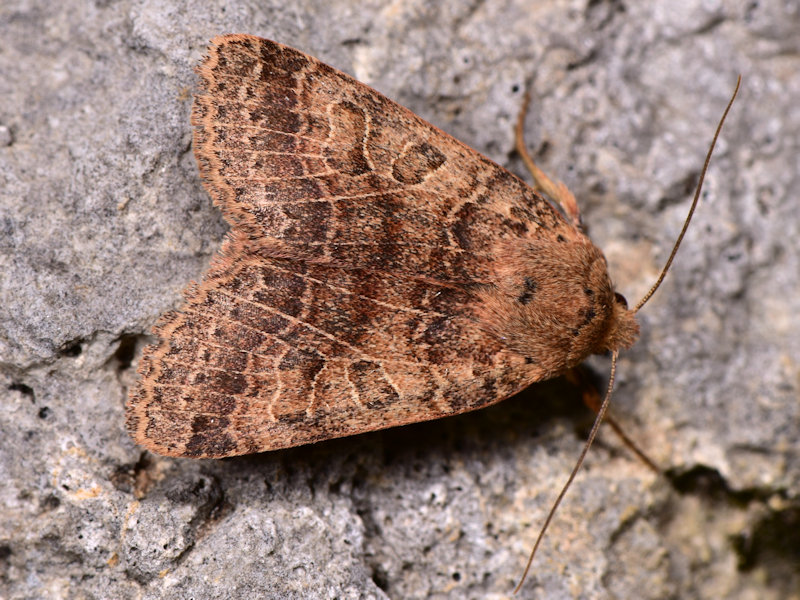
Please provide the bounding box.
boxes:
[1,1,797,599]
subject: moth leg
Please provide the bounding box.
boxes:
[515,90,582,229]
[565,366,660,473]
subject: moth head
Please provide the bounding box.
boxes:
[600,291,639,352]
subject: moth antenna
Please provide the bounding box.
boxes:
[514,352,619,595]
[515,76,741,593]
[634,75,741,313]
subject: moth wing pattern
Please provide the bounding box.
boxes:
[127,34,596,458]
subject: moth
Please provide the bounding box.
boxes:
[126,35,736,470]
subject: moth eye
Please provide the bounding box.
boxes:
[614,292,628,309]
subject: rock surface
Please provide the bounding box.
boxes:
[1,1,798,598]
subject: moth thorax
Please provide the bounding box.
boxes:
[571,248,640,361]
[478,236,640,376]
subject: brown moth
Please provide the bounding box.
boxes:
[125,35,723,465]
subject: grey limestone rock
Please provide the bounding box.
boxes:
[1,1,798,598]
